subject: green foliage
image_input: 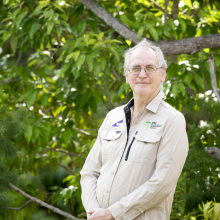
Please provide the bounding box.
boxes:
[171,173,198,219]
[183,94,220,214]
[199,201,220,220]
[0,106,26,214]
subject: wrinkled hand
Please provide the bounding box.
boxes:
[87,208,114,220]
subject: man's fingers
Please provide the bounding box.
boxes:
[86,209,95,214]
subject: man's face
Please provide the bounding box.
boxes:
[125,47,166,99]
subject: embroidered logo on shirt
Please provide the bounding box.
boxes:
[145,121,151,128]
[145,121,162,129]
[112,120,123,127]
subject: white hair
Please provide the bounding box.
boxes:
[124,39,167,90]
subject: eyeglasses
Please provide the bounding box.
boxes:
[128,66,162,75]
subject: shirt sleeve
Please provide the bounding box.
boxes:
[80,115,108,212]
[108,113,189,220]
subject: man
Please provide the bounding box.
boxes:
[80,39,188,220]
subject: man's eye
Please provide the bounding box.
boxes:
[132,67,140,72]
[146,66,155,71]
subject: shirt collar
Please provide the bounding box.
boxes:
[123,98,134,113]
[146,90,164,113]
[123,90,164,114]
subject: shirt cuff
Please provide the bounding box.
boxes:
[108,202,141,220]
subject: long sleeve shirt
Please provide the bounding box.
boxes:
[80,91,189,220]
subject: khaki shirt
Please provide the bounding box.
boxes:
[80,91,188,220]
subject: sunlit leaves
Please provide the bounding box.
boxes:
[15,10,27,29]
[47,21,54,35]
[76,54,86,69]
[194,74,206,91]
[178,17,186,32]
[24,125,33,143]
[137,26,145,40]
[149,27,159,42]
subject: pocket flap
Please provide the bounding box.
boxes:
[103,129,123,141]
[136,132,161,143]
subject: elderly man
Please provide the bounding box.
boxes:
[80,39,188,220]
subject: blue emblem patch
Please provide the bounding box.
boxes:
[112,120,123,127]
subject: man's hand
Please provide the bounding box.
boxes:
[87,208,114,220]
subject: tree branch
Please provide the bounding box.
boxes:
[208,53,220,104]
[164,0,169,23]
[0,77,20,85]
[148,0,164,12]
[191,1,209,16]
[80,0,220,55]
[10,184,80,220]
[103,80,114,110]
[81,0,140,43]
[8,200,32,210]
[58,162,75,175]
[44,148,80,158]
[205,147,220,161]
[112,68,121,82]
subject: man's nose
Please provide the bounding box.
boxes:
[139,68,147,77]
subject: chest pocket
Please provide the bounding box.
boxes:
[129,132,161,164]
[102,129,123,160]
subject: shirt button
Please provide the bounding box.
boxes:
[170,157,174,161]
[111,171,115,174]
[106,190,109,193]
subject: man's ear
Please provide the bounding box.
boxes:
[125,69,129,84]
[161,68,166,82]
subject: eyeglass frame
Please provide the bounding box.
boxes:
[128,65,162,75]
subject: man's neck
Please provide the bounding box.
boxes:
[132,90,160,115]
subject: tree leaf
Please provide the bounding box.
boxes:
[60,63,70,76]
[145,20,155,29]
[78,20,86,35]
[24,125,33,143]
[194,74,205,91]
[149,27,159,42]
[171,84,178,99]
[86,56,93,71]
[3,32,10,42]
[167,63,179,78]
[178,82,186,95]
[167,19,175,31]
[26,89,37,108]
[134,8,145,17]
[76,54,85,69]
[204,201,212,220]
[137,26,145,41]
[65,52,75,62]
[214,203,220,220]
[63,127,72,144]
[47,21,54,35]
[17,88,34,102]
[3,0,9,4]
[32,127,40,142]
[11,36,18,52]
[184,74,193,85]
[41,93,50,108]
[16,10,27,28]
[178,18,186,32]
[73,51,80,61]
[29,23,40,39]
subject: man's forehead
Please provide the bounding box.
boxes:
[131,62,155,67]
[129,47,159,65]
